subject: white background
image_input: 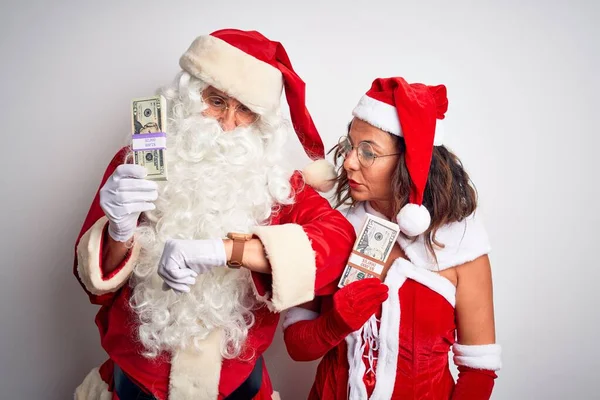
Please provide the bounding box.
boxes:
[0,0,598,399]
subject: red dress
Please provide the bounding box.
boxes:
[284,202,500,400]
[73,148,356,400]
[309,259,457,400]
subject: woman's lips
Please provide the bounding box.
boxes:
[348,179,361,189]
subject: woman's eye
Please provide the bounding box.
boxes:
[362,150,375,159]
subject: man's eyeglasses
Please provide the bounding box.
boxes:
[202,95,260,126]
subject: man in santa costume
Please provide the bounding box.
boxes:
[73,29,355,400]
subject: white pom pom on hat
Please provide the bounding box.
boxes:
[302,159,337,193]
[397,203,431,236]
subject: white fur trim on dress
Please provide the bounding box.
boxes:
[179,35,283,113]
[76,216,140,296]
[252,224,316,312]
[169,328,224,400]
[282,307,319,330]
[346,323,369,400]
[344,203,491,272]
[346,259,407,400]
[352,95,445,146]
[398,211,491,271]
[346,258,457,399]
[74,367,112,400]
[400,260,456,306]
[452,343,502,371]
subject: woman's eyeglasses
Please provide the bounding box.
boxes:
[337,136,401,167]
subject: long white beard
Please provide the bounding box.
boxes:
[128,75,293,359]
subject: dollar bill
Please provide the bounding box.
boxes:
[338,213,400,288]
[131,95,168,180]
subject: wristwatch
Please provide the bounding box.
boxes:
[226,232,254,269]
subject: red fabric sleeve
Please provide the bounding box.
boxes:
[283,306,350,362]
[251,172,355,298]
[73,147,129,305]
[451,366,497,400]
[284,279,388,361]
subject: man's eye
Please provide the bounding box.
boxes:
[209,97,225,107]
[238,105,252,114]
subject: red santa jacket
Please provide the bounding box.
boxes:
[73,148,355,400]
[283,201,501,400]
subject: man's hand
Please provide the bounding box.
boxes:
[99,164,158,242]
[158,239,228,293]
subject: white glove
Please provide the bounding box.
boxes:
[99,164,158,242]
[158,239,228,293]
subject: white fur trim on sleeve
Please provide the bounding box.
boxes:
[76,216,140,296]
[74,367,112,400]
[282,307,319,330]
[252,224,316,312]
[397,212,492,271]
[453,343,502,371]
[179,35,283,113]
[169,328,223,400]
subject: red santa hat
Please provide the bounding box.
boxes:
[352,77,449,236]
[179,28,335,191]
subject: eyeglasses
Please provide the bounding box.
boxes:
[337,136,401,167]
[202,95,260,126]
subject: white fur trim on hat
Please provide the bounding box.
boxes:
[453,343,502,371]
[302,159,336,192]
[397,203,431,236]
[179,35,283,113]
[352,95,445,146]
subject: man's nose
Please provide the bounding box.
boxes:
[219,108,238,132]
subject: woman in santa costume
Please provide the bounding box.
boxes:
[283,77,501,399]
[73,29,355,400]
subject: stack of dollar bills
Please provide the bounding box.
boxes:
[131,95,168,180]
[338,213,400,288]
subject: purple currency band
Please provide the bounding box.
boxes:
[132,132,167,151]
[132,132,167,139]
